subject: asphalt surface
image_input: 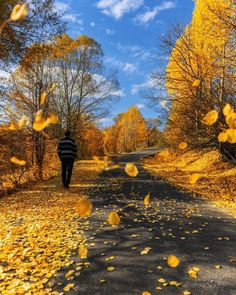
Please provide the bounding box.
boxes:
[55,148,236,295]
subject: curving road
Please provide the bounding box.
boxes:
[57,149,236,295]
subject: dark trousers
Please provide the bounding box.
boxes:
[61,159,74,188]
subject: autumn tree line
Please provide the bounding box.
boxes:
[0,1,162,192]
[146,0,236,161]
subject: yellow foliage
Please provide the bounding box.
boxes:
[192,79,201,87]
[75,199,93,218]
[223,103,234,117]
[108,211,120,227]
[142,292,152,295]
[40,91,47,106]
[226,129,236,144]
[189,173,201,185]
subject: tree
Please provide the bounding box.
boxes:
[104,106,148,154]
[146,0,236,148]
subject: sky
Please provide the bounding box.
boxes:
[55,0,195,126]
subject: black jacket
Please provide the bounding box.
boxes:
[57,137,77,160]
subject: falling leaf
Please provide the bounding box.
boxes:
[189,174,201,185]
[125,163,139,177]
[218,132,228,142]
[141,247,152,255]
[202,110,218,126]
[49,83,56,92]
[107,266,115,272]
[105,256,115,261]
[223,103,234,117]
[75,199,93,218]
[144,194,150,207]
[226,129,236,144]
[108,211,120,226]
[167,255,180,268]
[178,142,188,150]
[40,91,47,106]
[10,3,29,21]
[10,156,26,166]
[79,245,88,259]
[192,79,200,87]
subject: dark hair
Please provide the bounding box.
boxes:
[65,130,71,137]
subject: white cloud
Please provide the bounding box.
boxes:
[105,57,138,74]
[106,28,115,35]
[96,0,144,19]
[131,76,155,94]
[112,89,125,97]
[135,1,176,24]
[117,42,156,61]
[90,22,95,27]
[136,103,145,109]
[55,1,70,12]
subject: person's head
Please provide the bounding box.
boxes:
[65,130,71,137]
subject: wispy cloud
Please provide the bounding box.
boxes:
[117,42,156,61]
[96,0,144,20]
[136,103,145,109]
[135,1,176,24]
[105,57,138,74]
[55,1,70,12]
[131,76,155,94]
[106,28,115,35]
[55,1,83,25]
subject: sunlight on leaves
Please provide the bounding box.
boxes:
[192,79,200,87]
[189,173,201,185]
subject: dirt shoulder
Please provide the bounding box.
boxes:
[143,148,236,218]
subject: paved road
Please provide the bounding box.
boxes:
[56,149,236,295]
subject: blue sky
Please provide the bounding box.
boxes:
[55,0,195,126]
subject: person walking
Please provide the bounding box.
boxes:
[57,130,78,189]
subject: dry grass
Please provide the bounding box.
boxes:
[144,148,236,217]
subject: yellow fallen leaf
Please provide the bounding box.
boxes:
[218,132,228,142]
[215,265,222,269]
[76,199,93,218]
[108,211,120,226]
[226,128,236,144]
[65,270,75,278]
[158,278,166,283]
[169,281,181,287]
[167,255,180,268]
[107,266,115,271]
[183,291,191,295]
[141,247,152,255]
[63,283,75,292]
[10,156,26,166]
[223,103,234,117]
[142,292,152,295]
